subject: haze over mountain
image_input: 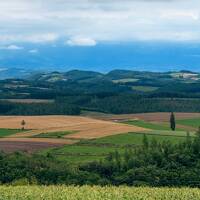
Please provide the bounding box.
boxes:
[0,0,200,72]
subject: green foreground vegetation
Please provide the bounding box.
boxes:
[0,186,200,200]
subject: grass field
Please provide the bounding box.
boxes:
[40,130,190,164]
[88,132,188,146]
[32,131,76,139]
[124,120,184,131]
[112,78,139,83]
[0,129,23,138]
[177,118,200,128]
[0,186,200,200]
[132,86,159,92]
[41,144,121,163]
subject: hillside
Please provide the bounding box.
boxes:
[0,70,199,115]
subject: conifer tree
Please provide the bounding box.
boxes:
[170,112,176,131]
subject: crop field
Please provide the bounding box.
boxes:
[41,144,122,163]
[0,115,146,153]
[132,85,159,92]
[83,112,200,122]
[40,130,191,164]
[0,129,23,138]
[177,118,200,128]
[32,131,77,138]
[88,132,188,146]
[0,141,66,153]
[0,116,146,139]
[0,186,200,200]
[123,120,180,131]
[0,113,199,157]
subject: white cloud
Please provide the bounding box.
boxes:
[0,0,200,44]
[0,33,58,44]
[0,45,24,50]
[161,10,199,21]
[66,37,97,46]
[29,49,38,54]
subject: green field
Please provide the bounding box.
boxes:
[41,144,121,163]
[112,78,139,83]
[40,131,190,164]
[36,117,197,164]
[132,86,159,92]
[88,132,188,146]
[32,131,76,139]
[0,129,22,138]
[124,120,183,131]
[177,118,200,128]
[0,186,200,200]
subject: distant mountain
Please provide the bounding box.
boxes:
[0,68,39,80]
[27,69,200,85]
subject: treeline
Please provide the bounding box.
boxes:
[0,102,80,115]
[57,94,200,114]
[2,132,200,186]
[1,95,200,115]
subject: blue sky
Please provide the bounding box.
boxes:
[0,0,200,71]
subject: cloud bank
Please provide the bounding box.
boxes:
[0,0,199,45]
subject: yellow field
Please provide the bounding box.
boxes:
[0,186,200,200]
[0,115,146,140]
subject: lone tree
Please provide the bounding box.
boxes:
[21,120,26,130]
[170,112,176,131]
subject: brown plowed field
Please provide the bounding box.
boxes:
[0,115,147,139]
[0,138,77,144]
[0,141,66,153]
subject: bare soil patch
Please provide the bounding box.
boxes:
[0,141,66,153]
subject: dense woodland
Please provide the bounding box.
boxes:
[1,131,200,186]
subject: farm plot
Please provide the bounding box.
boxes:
[41,144,122,163]
[40,130,190,164]
[0,129,23,138]
[177,118,200,128]
[1,186,200,200]
[0,141,66,153]
[87,132,188,146]
[83,112,200,123]
[123,120,174,130]
[0,116,146,139]
[0,115,146,153]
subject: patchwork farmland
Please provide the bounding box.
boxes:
[0,112,199,163]
[0,115,146,153]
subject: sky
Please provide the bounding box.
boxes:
[0,0,200,72]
